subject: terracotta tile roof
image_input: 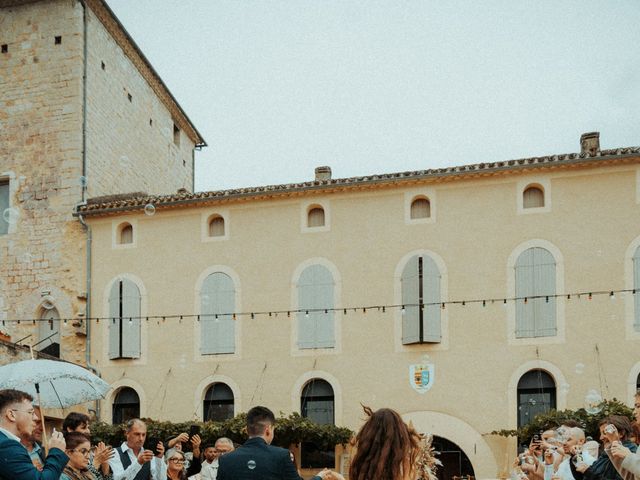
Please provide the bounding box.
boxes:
[77,146,640,216]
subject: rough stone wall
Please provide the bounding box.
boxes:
[84,6,195,197]
[0,0,87,365]
[0,0,198,366]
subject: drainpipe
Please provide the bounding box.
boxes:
[77,0,101,420]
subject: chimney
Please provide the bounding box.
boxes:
[580,132,600,155]
[315,166,332,181]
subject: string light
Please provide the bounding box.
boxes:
[1,288,635,325]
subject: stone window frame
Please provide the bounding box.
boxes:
[301,200,330,233]
[0,172,17,236]
[112,218,138,249]
[404,188,436,225]
[201,210,229,243]
[517,178,551,215]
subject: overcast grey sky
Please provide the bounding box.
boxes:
[106,1,640,192]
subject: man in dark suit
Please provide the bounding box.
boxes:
[0,388,68,480]
[217,406,331,480]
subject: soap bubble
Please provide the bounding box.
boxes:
[2,208,19,225]
[41,296,56,310]
[20,252,34,264]
[575,363,585,375]
[78,176,88,188]
[119,155,130,168]
[584,389,603,415]
[560,383,571,394]
[143,204,156,216]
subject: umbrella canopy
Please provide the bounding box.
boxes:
[0,359,110,409]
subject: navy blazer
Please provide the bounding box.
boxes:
[0,431,68,480]
[217,437,321,480]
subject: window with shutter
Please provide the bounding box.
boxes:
[410,198,431,219]
[297,265,335,349]
[515,248,556,338]
[401,255,441,344]
[0,180,9,236]
[201,272,235,354]
[523,186,545,208]
[108,279,141,359]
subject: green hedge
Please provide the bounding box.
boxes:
[490,398,634,444]
[91,412,353,451]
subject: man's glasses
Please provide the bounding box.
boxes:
[11,409,36,416]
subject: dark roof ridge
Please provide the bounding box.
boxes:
[76,145,640,215]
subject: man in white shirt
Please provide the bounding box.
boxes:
[109,418,166,480]
[198,437,234,480]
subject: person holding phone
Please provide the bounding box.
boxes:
[109,419,166,480]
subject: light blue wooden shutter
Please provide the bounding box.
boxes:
[121,279,141,358]
[423,256,442,342]
[516,248,556,338]
[634,247,640,331]
[298,265,335,349]
[0,183,9,235]
[108,281,121,359]
[201,273,235,354]
[401,256,420,344]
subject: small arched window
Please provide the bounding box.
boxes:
[410,197,431,219]
[112,387,140,424]
[208,216,225,237]
[307,207,325,228]
[119,223,133,244]
[38,306,60,358]
[203,383,234,421]
[523,185,544,208]
[517,370,556,428]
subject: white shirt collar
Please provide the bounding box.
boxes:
[0,426,21,443]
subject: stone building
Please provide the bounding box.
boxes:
[0,0,205,365]
[78,133,640,478]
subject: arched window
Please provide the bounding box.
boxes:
[201,272,235,354]
[307,207,325,228]
[523,186,544,209]
[634,247,640,331]
[38,307,60,358]
[108,278,141,359]
[297,265,335,349]
[301,379,335,468]
[208,216,225,237]
[515,247,556,338]
[203,383,234,421]
[119,223,133,244]
[410,197,431,219]
[401,255,441,344]
[112,387,140,424]
[517,370,556,428]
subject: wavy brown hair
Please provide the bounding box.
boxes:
[349,406,421,480]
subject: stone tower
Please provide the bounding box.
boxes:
[0,0,205,364]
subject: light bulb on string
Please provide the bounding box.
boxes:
[250,313,255,319]
[441,302,446,310]
[305,311,309,318]
[401,306,406,315]
[588,293,592,300]
[610,291,615,300]
[482,300,486,307]
[382,306,386,313]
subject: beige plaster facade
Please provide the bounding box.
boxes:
[0,0,203,364]
[81,147,640,478]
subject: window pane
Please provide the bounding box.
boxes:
[38,308,60,358]
[204,383,234,421]
[523,187,544,208]
[209,216,225,237]
[410,198,430,219]
[308,208,325,227]
[120,225,133,244]
[0,181,9,235]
